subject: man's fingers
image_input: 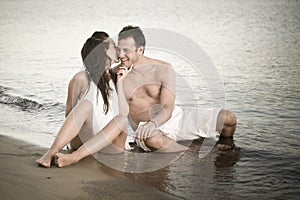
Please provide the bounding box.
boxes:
[136,139,151,152]
[119,66,128,71]
[136,127,143,141]
[141,128,147,140]
[144,128,150,139]
[135,122,156,142]
[117,67,127,75]
[139,140,147,150]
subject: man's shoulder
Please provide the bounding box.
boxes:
[146,57,173,69]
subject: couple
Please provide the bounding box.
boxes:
[36,26,237,168]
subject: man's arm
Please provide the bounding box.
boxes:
[135,84,175,147]
[136,63,176,140]
[149,85,175,127]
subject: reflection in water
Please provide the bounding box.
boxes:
[96,148,185,173]
[99,138,240,199]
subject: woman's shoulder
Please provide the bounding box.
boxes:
[73,71,89,81]
[69,71,90,91]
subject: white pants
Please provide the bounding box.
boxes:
[136,106,222,151]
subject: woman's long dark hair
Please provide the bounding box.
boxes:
[81,32,113,114]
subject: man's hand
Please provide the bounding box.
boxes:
[116,65,133,81]
[135,121,157,141]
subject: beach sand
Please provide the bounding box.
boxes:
[0,135,180,200]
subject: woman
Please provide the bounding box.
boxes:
[64,31,119,150]
[36,32,127,167]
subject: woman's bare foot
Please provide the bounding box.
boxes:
[55,153,79,168]
[36,150,56,168]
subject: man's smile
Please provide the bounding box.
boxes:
[121,58,129,63]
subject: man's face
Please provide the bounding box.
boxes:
[117,37,142,68]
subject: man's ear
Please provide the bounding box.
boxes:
[137,46,144,55]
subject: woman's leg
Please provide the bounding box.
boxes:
[55,116,127,167]
[69,135,83,150]
[36,100,93,167]
[69,109,95,150]
[100,131,127,154]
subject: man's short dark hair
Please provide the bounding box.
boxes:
[118,25,146,48]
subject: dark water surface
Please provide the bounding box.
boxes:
[0,0,299,199]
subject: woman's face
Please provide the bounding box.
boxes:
[105,38,118,71]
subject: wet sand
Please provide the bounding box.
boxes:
[0,135,180,200]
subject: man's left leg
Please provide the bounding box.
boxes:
[144,131,188,152]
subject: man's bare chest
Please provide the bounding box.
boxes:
[128,84,161,102]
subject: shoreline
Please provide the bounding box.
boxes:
[0,134,180,200]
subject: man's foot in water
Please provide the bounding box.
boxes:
[216,136,235,151]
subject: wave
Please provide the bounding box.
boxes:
[0,85,64,112]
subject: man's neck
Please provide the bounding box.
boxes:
[132,55,147,68]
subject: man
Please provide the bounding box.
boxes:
[115,25,237,152]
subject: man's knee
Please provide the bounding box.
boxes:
[216,109,237,132]
[219,109,236,125]
[225,110,237,126]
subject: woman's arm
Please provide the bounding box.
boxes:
[65,72,89,117]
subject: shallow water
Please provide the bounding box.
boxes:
[1,0,299,199]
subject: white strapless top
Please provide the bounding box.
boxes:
[80,80,119,134]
